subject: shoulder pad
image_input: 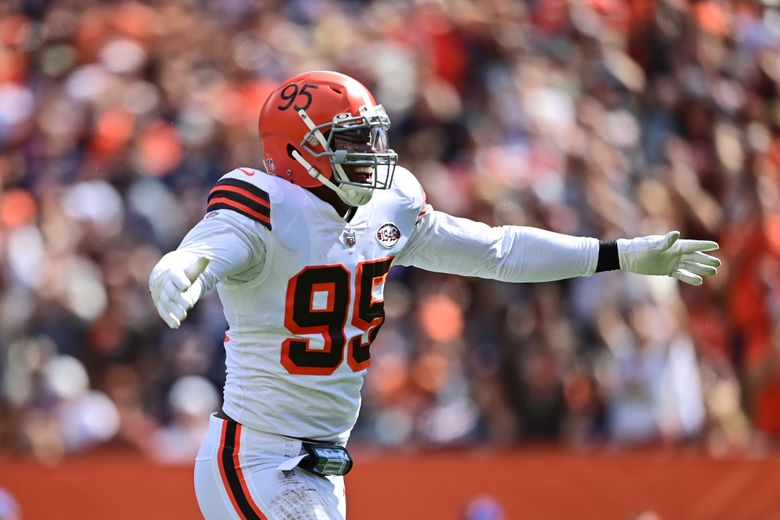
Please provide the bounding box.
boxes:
[206,168,283,231]
[389,166,426,214]
[218,168,286,193]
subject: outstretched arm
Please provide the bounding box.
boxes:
[395,211,600,282]
[395,209,719,285]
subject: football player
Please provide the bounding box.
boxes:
[149,71,720,519]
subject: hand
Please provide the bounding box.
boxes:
[617,231,720,286]
[149,256,209,328]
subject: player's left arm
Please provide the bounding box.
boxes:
[395,209,720,285]
[149,211,268,328]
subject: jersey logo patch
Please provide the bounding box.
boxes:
[342,229,356,247]
[207,178,271,230]
[376,223,401,248]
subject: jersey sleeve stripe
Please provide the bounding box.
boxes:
[208,188,271,219]
[207,198,272,230]
[215,178,270,204]
[209,184,271,210]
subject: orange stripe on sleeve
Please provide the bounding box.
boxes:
[207,197,271,224]
[209,185,271,209]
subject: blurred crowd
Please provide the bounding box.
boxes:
[0,0,779,465]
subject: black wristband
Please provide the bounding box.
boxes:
[596,240,620,272]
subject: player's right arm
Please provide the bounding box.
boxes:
[398,209,719,285]
[149,210,268,329]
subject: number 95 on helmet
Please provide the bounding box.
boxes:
[258,71,398,207]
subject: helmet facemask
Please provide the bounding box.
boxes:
[295,104,398,206]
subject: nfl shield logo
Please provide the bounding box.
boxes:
[343,230,356,247]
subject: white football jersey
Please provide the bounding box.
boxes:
[187,166,424,443]
[174,165,599,443]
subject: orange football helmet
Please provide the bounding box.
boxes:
[258,71,397,206]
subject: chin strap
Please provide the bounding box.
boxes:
[297,109,353,185]
[290,149,372,206]
[294,108,374,206]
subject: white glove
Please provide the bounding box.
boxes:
[149,256,210,329]
[617,231,720,286]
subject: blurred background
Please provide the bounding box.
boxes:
[0,0,779,518]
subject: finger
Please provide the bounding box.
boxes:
[680,260,718,277]
[166,303,187,323]
[149,276,163,298]
[162,280,184,299]
[159,295,189,318]
[676,239,719,254]
[176,308,188,322]
[184,257,210,284]
[168,270,191,291]
[150,284,163,302]
[673,268,703,286]
[182,284,201,307]
[158,308,181,329]
[169,291,195,312]
[165,314,181,329]
[685,251,721,267]
[161,286,193,313]
[661,231,680,251]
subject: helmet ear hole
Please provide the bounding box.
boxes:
[286,144,298,158]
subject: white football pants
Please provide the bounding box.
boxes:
[194,414,346,520]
